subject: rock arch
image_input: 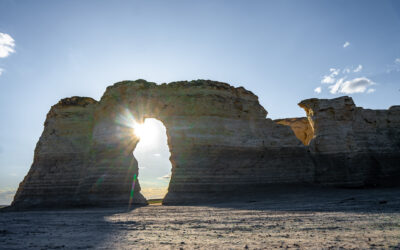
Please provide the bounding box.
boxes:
[11,80,400,209]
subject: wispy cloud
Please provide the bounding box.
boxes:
[353,64,363,72]
[157,174,171,180]
[321,68,340,84]
[318,64,375,95]
[343,68,351,74]
[329,77,375,94]
[386,58,400,73]
[328,77,345,94]
[0,68,3,76]
[321,75,335,84]
[0,33,15,58]
[342,65,363,74]
[343,41,350,48]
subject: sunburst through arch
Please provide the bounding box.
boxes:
[132,118,172,201]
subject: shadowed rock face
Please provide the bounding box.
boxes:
[299,96,400,187]
[10,80,400,209]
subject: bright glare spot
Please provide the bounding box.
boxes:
[133,123,148,138]
[133,119,159,147]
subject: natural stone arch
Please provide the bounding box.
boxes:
[75,79,312,205]
[12,80,314,208]
[10,80,400,209]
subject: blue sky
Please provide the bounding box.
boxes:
[0,0,399,204]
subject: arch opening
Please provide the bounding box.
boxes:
[133,118,172,203]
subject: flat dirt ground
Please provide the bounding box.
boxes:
[1,188,400,249]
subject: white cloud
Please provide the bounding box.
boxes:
[314,86,322,94]
[353,64,363,73]
[153,153,161,157]
[343,41,350,48]
[330,68,340,76]
[329,77,375,94]
[322,75,335,84]
[321,64,375,95]
[0,32,15,58]
[329,77,346,94]
[321,68,340,84]
[0,68,3,76]
[395,58,400,64]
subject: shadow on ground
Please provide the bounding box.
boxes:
[0,187,399,249]
[200,186,400,213]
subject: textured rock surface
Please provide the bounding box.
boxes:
[77,80,314,205]
[10,80,400,209]
[12,97,105,207]
[275,117,314,145]
[299,96,400,187]
[11,96,146,208]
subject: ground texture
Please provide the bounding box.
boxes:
[1,188,400,249]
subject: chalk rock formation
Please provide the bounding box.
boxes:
[10,80,400,209]
[78,80,314,205]
[12,96,146,208]
[12,98,87,206]
[275,117,314,145]
[300,96,400,187]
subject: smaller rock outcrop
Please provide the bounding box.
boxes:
[299,96,400,187]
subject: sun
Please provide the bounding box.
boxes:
[133,123,148,138]
[132,119,159,144]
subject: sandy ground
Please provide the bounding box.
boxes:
[1,188,400,249]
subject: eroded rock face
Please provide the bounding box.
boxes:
[10,81,400,209]
[12,97,102,208]
[299,96,400,187]
[274,117,314,145]
[77,80,314,205]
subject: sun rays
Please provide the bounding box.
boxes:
[115,108,159,147]
[132,119,159,147]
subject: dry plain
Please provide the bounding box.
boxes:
[1,187,400,249]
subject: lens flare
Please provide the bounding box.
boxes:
[128,173,137,209]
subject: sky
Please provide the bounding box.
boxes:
[0,0,400,204]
